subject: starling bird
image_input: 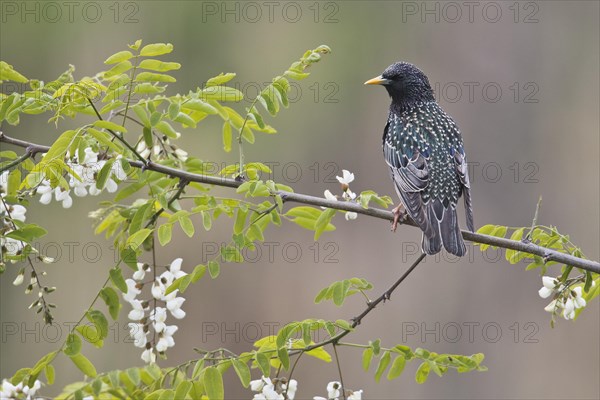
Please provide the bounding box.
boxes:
[365,62,474,256]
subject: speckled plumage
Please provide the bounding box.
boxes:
[367,62,474,256]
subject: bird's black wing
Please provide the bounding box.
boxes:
[382,116,436,239]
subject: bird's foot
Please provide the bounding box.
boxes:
[391,204,408,232]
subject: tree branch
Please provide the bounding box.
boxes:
[1,132,598,274]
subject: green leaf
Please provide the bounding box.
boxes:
[203,367,224,400]
[0,61,28,82]
[158,224,173,246]
[191,264,207,283]
[415,361,431,384]
[100,287,121,320]
[140,43,173,56]
[109,267,128,293]
[69,353,97,378]
[64,333,82,356]
[314,208,336,240]
[86,310,109,340]
[387,354,406,380]
[201,86,243,102]
[155,120,180,139]
[93,120,128,134]
[135,72,176,83]
[277,347,290,370]
[138,59,181,72]
[232,359,250,388]
[76,325,103,348]
[208,260,220,279]
[222,122,232,152]
[179,214,195,237]
[255,352,270,376]
[206,73,236,86]
[201,210,212,231]
[476,224,496,235]
[126,228,152,249]
[95,158,116,190]
[362,347,374,371]
[43,129,79,161]
[234,208,248,234]
[104,51,133,65]
[374,351,391,382]
[182,99,218,114]
[44,364,55,385]
[86,127,123,153]
[174,381,192,400]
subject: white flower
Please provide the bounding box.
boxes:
[563,298,576,320]
[37,182,53,205]
[284,379,298,400]
[326,381,341,399]
[336,170,354,185]
[136,141,150,158]
[0,171,8,192]
[151,307,167,333]
[22,379,42,398]
[164,291,186,319]
[128,322,147,348]
[168,258,187,279]
[544,299,559,313]
[572,287,587,309]
[348,390,363,400]
[156,325,178,351]
[12,269,24,286]
[1,379,21,398]
[1,235,24,256]
[250,376,274,392]
[313,397,327,400]
[141,348,156,364]
[123,279,141,303]
[54,187,73,208]
[261,386,284,400]
[127,299,145,321]
[112,157,127,181]
[133,263,147,281]
[152,280,165,299]
[1,203,27,222]
[538,276,559,299]
[342,189,356,201]
[174,148,188,161]
[324,190,337,201]
[345,212,358,221]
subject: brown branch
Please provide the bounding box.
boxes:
[1,132,598,274]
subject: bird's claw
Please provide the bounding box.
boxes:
[391,204,407,232]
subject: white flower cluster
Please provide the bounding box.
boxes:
[313,381,363,400]
[1,171,28,257]
[248,378,363,400]
[0,379,41,399]
[324,169,358,221]
[37,147,126,209]
[539,276,589,320]
[136,140,188,162]
[250,376,297,400]
[123,258,187,363]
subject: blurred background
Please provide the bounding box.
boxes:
[1,1,598,398]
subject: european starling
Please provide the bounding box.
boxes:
[365,62,474,256]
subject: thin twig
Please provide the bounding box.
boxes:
[1,133,598,274]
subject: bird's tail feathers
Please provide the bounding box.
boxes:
[421,202,467,257]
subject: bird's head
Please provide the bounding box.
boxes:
[365,62,435,108]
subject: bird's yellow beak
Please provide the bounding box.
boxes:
[364,75,391,85]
